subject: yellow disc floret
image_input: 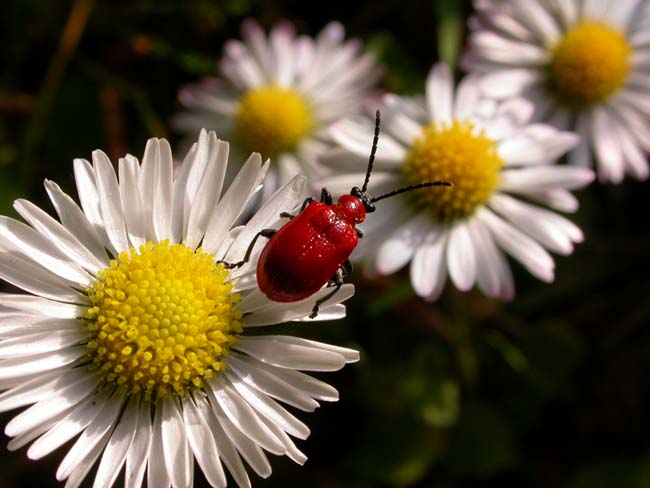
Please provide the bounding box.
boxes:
[403,120,503,222]
[550,21,632,108]
[234,85,313,159]
[83,241,242,401]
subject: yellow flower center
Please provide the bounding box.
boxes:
[550,21,632,108]
[234,86,313,159]
[403,120,503,222]
[83,241,242,401]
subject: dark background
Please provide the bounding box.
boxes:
[1,1,649,486]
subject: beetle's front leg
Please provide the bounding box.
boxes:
[280,195,316,220]
[309,268,344,319]
[320,188,332,204]
[217,228,276,269]
[342,259,353,277]
[355,228,363,238]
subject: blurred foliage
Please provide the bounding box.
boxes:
[1,0,650,487]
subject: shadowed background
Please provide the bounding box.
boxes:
[1,0,649,486]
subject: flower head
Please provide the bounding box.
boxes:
[0,131,357,487]
[462,0,650,183]
[320,63,594,302]
[173,20,383,198]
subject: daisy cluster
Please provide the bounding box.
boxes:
[1,2,649,487]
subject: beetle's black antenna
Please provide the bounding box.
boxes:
[361,110,381,193]
[370,180,453,203]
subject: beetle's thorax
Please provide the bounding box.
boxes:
[335,194,366,224]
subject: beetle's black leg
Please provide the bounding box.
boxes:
[320,188,332,204]
[299,197,315,213]
[279,212,294,219]
[355,228,364,238]
[342,259,353,277]
[310,268,344,319]
[217,228,276,269]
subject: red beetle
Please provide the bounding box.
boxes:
[224,111,452,317]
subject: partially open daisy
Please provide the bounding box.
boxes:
[320,63,594,301]
[462,0,650,183]
[173,19,382,198]
[0,131,357,487]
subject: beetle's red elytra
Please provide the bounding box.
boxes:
[221,110,452,318]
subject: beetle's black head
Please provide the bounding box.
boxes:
[351,186,376,213]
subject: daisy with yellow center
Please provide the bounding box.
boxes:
[321,63,594,301]
[462,0,650,183]
[0,131,357,488]
[173,19,382,199]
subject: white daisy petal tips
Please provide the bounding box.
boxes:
[0,131,358,487]
[320,63,594,302]
[463,0,650,183]
[173,19,383,198]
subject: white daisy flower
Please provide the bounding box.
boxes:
[173,19,382,198]
[319,63,594,302]
[462,0,650,183]
[0,130,357,488]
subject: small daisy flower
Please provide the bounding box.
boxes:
[320,63,594,302]
[173,19,382,198]
[0,131,357,488]
[462,0,650,183]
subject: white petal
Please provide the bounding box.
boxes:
[0,294,83,319]
[56,394,124,481]
[44,180,109,264]
[478,207,555,282]
[5,372,98,437]
[257,413,307,465]
[147,400,171,488]
[202,153,269,255]
[410,234,448,301]
[499,166,595,191]
[0,369,74,413]
[28,393,105,460]
[375,215,433,275]
[526,189,580,213]
[193,391,251,488]
[446,223,477,291]
[0,216,92,285]
[93,150,130,253]
[208,396,273,478]
[124,398,152,488]
[262,336,359,363]
[329,117,407,162]
[153,139,175,242]
[0,346,87,381]
[13,199,105,274]
[454,74,482,120]
[234,336,347,371]
[209,381,286,455]
[181,395,227,488]
[489,193,582,254]
[184,139,229,250]
[0,241,84,302]
[118,156,147,248]
[479,69,541,98]
[244,284,354,326]
[499,126,579,165]
[224,370,310,439]
[161,396,193,488]
[426,63,454,125]
[466,218,514,300]
[592,106,625,183]
[93,395,139,488]
[226,355,320,411]
[0,329,89,358]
